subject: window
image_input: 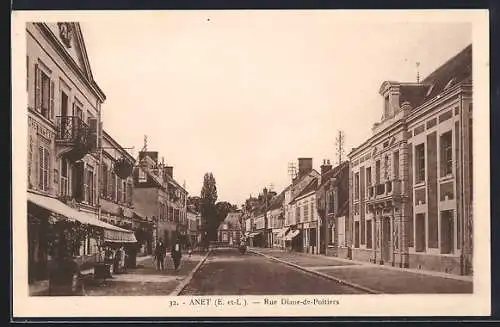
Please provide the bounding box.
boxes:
[328,192,335,214]
[117,178,123,203]
[121,180,127,203]
[415,213,426,252]
[126,180,133,204]
[440,131,453,177]
[415,144,425,183]
[310,202,314,220]
[440,210,454,254]
[38,146,50,191]
[86,165,95,205]
[366,167,372,186]
[295,206,300,222]
[60,158,69,196]
[111,173,117,201]
[375,160,381,184]
[73,103,83,121]
[366,219,372,249]
[354,172,360,200]
[304,203,309,221]
[101,163,108,197]
[34,64,54,121]
[393,151,399,179]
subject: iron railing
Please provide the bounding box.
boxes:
[56,116,90,145]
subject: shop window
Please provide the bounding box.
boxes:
[440,210,454,254]
[415,143,425,183]
[440,130,453,177]
[415,213,426,252]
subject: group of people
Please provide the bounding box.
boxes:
[153,239,191,272]
[102,246,128,274]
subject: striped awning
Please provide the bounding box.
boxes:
[284,229,300,241]
[28,192,137,243]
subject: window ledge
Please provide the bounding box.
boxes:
[414,182,426,188]
[439,175,454,183]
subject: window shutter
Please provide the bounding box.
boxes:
[44,148,50,191]
[34,64,41,113]
[49,80,55,121]
[117,178,122,202]
[38,146,43,190]
[107,168,112,199]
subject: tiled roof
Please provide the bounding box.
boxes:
[292,177,318,202]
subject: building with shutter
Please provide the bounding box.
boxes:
[26,22,136,289]
[348,44,473,275]
[132,149,189,250]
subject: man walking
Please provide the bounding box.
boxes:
[171,240,182,271]
[154,239,166,271]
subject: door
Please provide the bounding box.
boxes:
[382,217,391,262]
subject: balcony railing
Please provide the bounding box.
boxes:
[56,116,90,146]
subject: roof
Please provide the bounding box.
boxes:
[318,161,348,189]
[391,44,472,110]
[219,212,242,230]
[292,177,318,202]
[268,186,289,210]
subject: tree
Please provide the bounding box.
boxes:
[215,201,234,225]
[187,196,201,213]
[200,173,218,243]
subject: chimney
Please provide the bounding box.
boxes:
[165,166,173,178]
[298,158,313,177]
[320,159,332,175]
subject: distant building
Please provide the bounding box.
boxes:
[348,45,473,275]
[217,212,243,246]
[187,208,201,246]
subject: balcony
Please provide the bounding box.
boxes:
[369,180,402,200]
[56,116,91,161]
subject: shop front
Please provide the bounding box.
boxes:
[27,191,136,294]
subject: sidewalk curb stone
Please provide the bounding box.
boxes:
[169,250,211,296]
[250,249,380,294]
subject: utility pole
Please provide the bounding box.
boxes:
[335,130,345,165]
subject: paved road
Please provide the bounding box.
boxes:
[179,248,365,295]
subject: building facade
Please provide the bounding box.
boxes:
[348,45,473,275]
[26,22,136,286]
[187,209,201,247]
[217,212,243,246]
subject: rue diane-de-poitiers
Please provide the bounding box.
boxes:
[26,22,473,297]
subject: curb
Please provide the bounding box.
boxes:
[250,250,380,294]
[169,250,211,296]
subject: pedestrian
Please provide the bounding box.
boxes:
[154,239,166,271]
[171,240,182,271]
[119,246,127,272]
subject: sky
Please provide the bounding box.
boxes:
[78,11,472,206]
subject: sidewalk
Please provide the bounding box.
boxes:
[81,253,207,296]
[251,248,473,294]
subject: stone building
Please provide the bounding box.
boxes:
[26,22,136,287]
[132,149,188,249]
[217,212,243,246]
[315,160,349,257]
[348,44,473,275]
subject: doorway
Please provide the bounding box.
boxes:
[381,217,391,263]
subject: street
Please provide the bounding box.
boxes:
[179,248,365,295]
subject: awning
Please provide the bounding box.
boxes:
[284,229,300,241]
[275,227,290,239]
[28,192,137,243]
[248,232,263,238]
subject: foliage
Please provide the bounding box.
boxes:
[200,173,218,242]
[215,201,234,225]
[187,196,201,212]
